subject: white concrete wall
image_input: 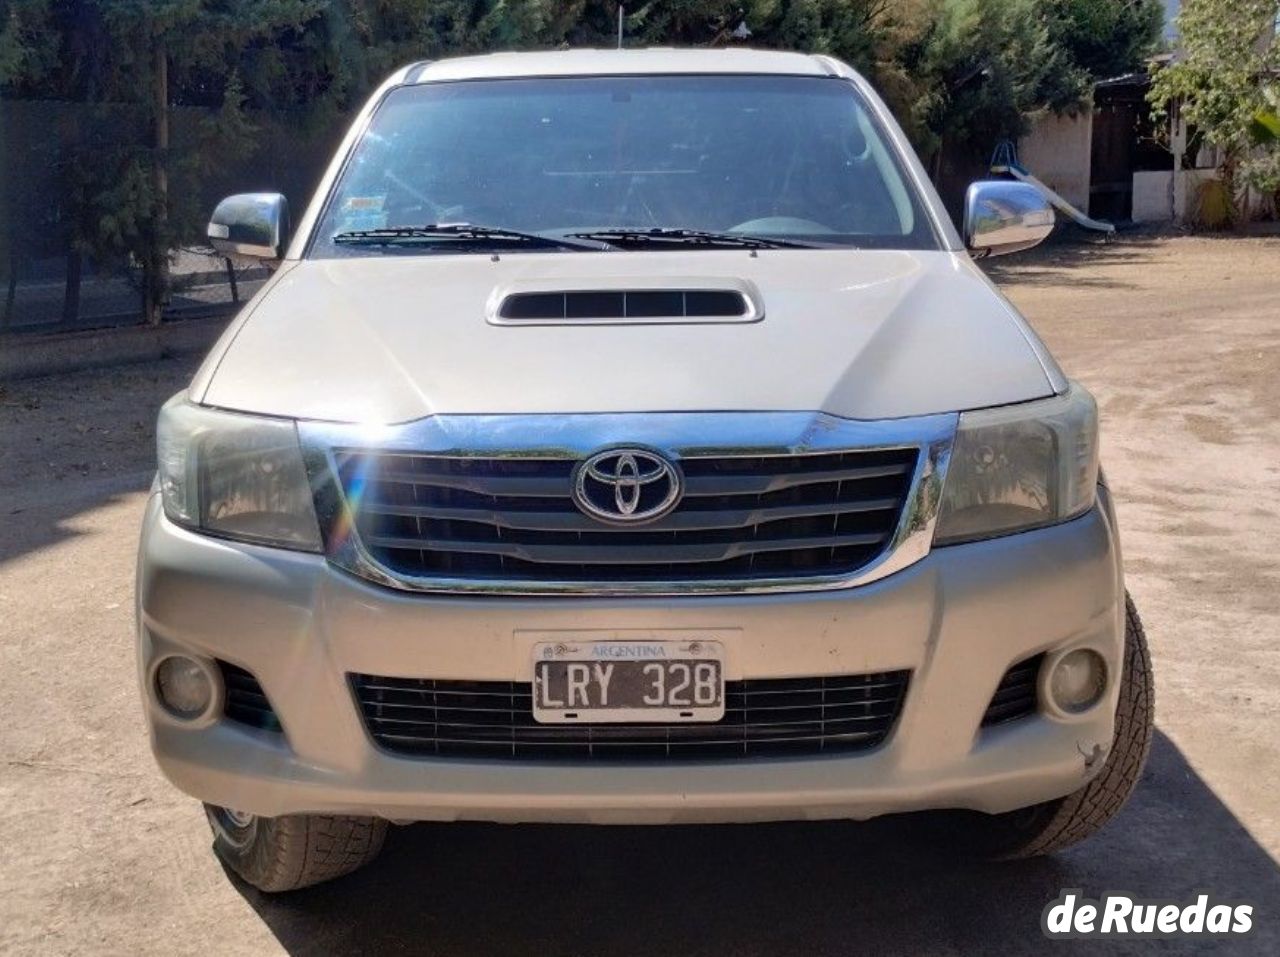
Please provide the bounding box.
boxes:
[1132,170,1174,223]
[1017,111,1093,211]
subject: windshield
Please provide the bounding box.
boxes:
[310,74,939,256]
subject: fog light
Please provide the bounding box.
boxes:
[155,656,214,719]
[1049,649,1107,713]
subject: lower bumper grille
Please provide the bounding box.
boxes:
[218,661,282,733]
[981,654,1044,727]
[351,671,910,761]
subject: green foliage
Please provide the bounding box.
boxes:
[1046,0,1164,81]
[1148,0,1280,222]
[904,0,1085,160]
[1245,89,1280,194]
[0,0,59,86]
[1251,108,1280,144]
[0,0,329,316]
[0,0,1173,156]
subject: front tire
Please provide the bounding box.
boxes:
[977,592,1154,857]
[206,805,388,892]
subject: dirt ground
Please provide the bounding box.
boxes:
[1,234,1278,955]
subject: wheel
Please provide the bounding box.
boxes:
[973,592,1154,857]
[205,805,388,892]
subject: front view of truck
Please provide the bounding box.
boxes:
[137,49,1151,892]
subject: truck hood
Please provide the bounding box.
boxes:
[196,250,1060,424]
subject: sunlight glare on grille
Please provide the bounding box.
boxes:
[333,447,918,585]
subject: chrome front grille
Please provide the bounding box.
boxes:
[351,671,911,761]
[302,411,956,595]
[332,446,918,585]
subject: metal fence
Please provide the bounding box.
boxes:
[0,99,346,337]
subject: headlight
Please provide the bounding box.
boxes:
[156,394,322,551]
[934,384,1099,545]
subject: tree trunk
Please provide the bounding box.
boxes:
[0,105,12,331]
[225,257,239,303]
[146,36,170,326]
[62,247,81,328]
[1222,155,1244,230]
[3,249,17,331]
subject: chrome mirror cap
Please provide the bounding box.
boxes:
[207,193,289,262]
[963,181,1054,259]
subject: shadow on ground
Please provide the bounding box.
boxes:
[981,231,1165,290]
[236,731,1278,955]
[0,354,194,567]
[0,472,152,566]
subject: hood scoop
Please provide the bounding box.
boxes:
[487,280,762,326]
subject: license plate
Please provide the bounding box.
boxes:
[532,640,725,723]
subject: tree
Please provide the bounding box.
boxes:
[1047,0,1164,82]
[0,0,325,323]
[900,0,1084,171]
[100,0,325,321]
[1148,0,1280,225]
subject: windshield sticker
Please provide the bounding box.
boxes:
[336,196,387,233]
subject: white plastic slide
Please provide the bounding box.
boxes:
[996,162,1116,233]
[989,141,1115,234]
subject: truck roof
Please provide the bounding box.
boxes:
[408,48,833,83]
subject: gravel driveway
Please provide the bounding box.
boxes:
[1,234,1277,955]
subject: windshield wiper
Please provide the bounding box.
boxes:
[566,227,811,250]
[332,224,604,251]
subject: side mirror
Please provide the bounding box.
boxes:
[207,193,289,262]
[964,181,1054,258]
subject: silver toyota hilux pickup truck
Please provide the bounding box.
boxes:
[138,48,1153,891]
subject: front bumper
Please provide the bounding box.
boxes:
[136,488,1126,824]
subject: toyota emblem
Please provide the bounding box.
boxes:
[571,448,683,525]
